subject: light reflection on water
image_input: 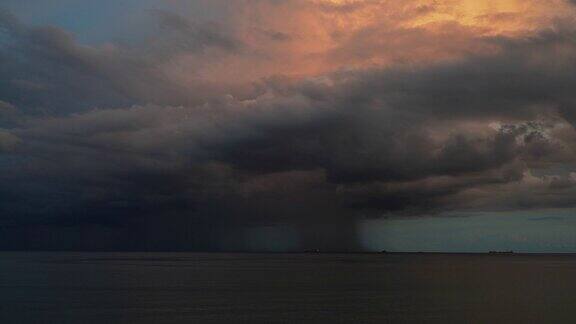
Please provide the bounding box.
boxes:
[1,252,576,323]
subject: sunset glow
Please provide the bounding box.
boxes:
[5,2,576,322]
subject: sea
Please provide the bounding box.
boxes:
[1,252,576,323]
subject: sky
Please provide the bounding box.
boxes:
[2,0,576,251]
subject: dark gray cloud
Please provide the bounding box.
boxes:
[0,9,244,118]
[150,10,241,54]
[2,7,576,250]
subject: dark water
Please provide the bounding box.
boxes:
[1,253,576,323]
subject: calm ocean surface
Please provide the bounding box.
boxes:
[1,252,576,323]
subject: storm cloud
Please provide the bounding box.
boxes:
[2,1,576,251]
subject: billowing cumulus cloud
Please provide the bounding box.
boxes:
[2,1,576,251]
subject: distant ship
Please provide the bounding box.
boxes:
[489,251,514,255]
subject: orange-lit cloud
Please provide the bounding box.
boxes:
[160,0,576,92]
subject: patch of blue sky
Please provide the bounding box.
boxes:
[360,209,576,253]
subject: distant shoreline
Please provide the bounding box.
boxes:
[1,250,576,256]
